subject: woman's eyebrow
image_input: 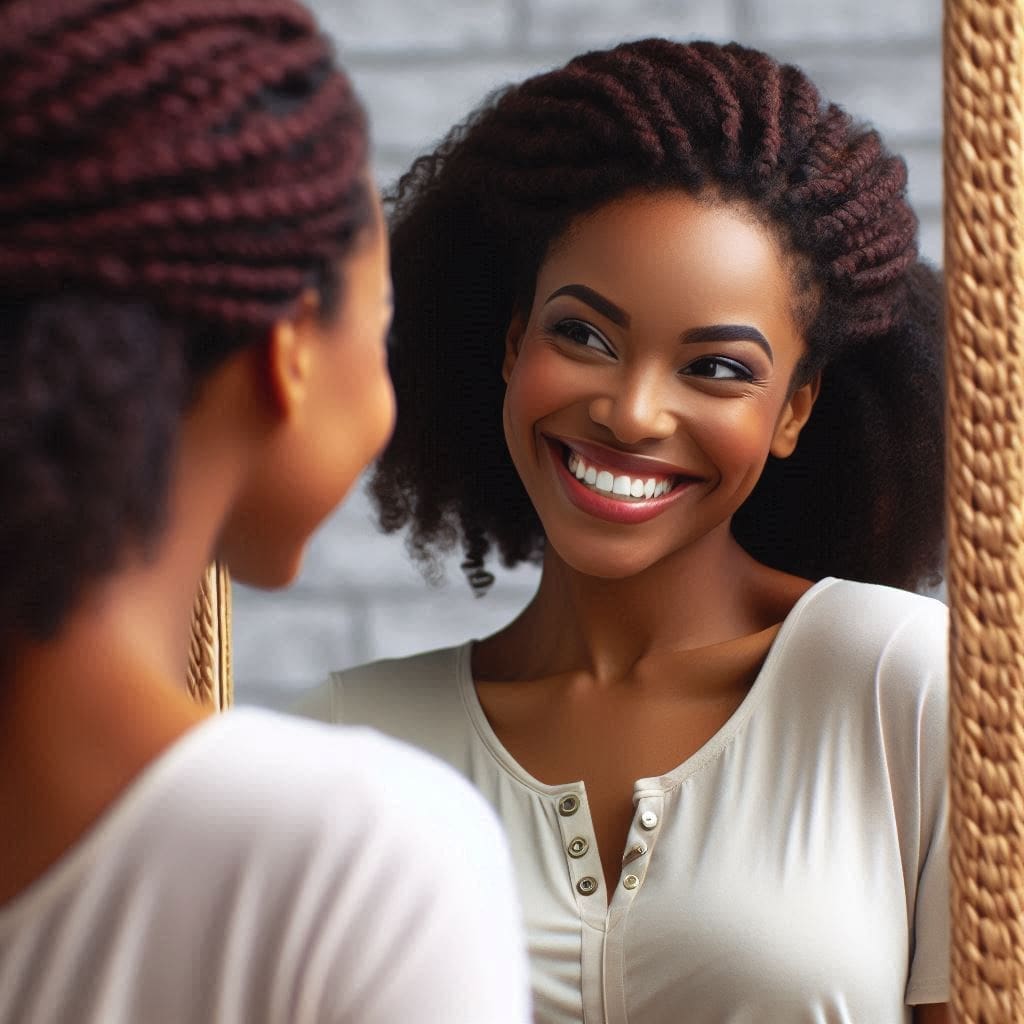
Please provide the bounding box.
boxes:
[545,284,630,327]
[681,324,774,364]
[544,288,774,364]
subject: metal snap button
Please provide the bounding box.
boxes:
[576,876,598,896]
[558,794,580,816]
[639,810,658,830]
[567,836,589,858]
[623,874,640,890]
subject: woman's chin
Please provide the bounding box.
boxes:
[222,546,306,592]
[543,534,668,583]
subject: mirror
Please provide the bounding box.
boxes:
[227,5,943,716]
[186,562,232,710]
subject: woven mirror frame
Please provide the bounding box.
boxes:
[186,562,232,711]
[946,0,1024,1018]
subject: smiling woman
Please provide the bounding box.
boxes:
[500,192,816,577]
[295,38,947,1024]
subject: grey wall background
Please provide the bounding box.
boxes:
[232,0,944,710]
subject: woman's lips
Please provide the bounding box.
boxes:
[543,437,696,525]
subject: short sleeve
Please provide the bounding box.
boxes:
[291,677,337,721]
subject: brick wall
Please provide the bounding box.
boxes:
[232,0,943,709]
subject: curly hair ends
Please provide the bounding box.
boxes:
[371,38,944,593]
[0,0,371,640]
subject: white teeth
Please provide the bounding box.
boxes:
[563,446,675,503]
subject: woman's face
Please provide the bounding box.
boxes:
[220,184,395,587]
[501,190,817,581]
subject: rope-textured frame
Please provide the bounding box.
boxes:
[186,562,232,710]
[945,0,1024,1018]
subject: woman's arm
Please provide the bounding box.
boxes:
[915,1003,950,1023]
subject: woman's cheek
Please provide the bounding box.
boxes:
[506,344,580,425]
[703,400,780,466]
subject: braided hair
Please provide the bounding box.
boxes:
[372,39,944,592]
[0,0,370,640]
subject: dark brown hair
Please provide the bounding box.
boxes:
[372,38,944,592]
[0,0,371,640]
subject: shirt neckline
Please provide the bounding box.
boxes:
[454,576,838,799]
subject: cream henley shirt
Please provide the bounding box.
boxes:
[298,577,949,1023]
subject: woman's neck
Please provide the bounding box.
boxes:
[0,603,211,904]
[476,526,811,684]
[0,398,243,905]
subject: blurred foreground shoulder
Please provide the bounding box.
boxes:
[210,709,533,1023]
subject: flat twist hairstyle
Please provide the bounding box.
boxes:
[372,39,944,592]
[1,0,370,640]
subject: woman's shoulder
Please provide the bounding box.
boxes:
[775,577,947,703]
[291,643,478,769]
[766,579,947,774]
[337,643,470,688]
[788,576,947,648]
[4,709,506,922]
[106,710,529,1023]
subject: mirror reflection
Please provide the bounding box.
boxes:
[232,0,943,715]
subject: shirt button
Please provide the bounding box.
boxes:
[640,810,659,830]
[623,874,640,890]
[558,794,580,816]
[576,876,599,896]
[567,836,590,858]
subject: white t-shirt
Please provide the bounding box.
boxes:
[297,578,949,1024]
[0,708,532,1024]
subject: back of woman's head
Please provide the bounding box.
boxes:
[375,38,944,592]
[0,0,370,640]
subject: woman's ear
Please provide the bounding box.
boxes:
[264,290,320,417]
[502,312,527,383]
[770,372,821,458]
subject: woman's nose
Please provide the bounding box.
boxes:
[587,371,676,445]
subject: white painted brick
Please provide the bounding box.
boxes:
[348,57,576,154]
[229,590,368,696]
[918,213,942,267]
[525,0,736,48]
[745,0,939,44]
[774,49,940,144]
[901,142,942,212]
[310,0,512,55]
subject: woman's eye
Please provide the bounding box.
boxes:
[683,356,753,381]
[554,319,614,355]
